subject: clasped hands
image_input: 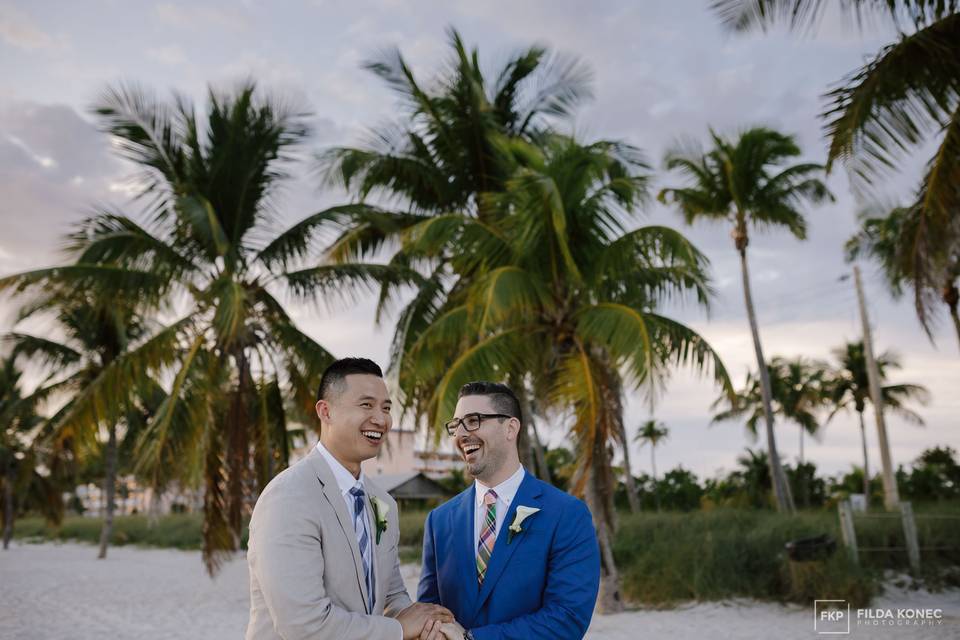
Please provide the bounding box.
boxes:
[397,602,467,640]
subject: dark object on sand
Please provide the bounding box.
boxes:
[785,534,837,562]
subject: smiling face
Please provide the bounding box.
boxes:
[452,394,520,486]
[315,373,392,476]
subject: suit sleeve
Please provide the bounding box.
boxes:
[469,499,600,640]
[416,510,441,604]
[248,489,402,640]
[382,496,414,617]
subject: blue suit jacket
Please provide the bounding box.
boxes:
[417,471,600,640]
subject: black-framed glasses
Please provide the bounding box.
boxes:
[444,412,512,436]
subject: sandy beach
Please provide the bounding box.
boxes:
[1,543,957,639]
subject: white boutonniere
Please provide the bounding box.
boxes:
[507,505,540,544]
[370,496,390,544]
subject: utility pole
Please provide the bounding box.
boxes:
[852,266,900,510]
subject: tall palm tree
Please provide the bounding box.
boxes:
[396,136,731,612]
[712,0,960,331]
[713,357,827,465]
[659,127,833,512]
[4,292,150,558]
[826,341,930,502]
[0,82,362,573]
[0,355,65,549]
[846,205,960,351]
[309,30,593,472]
[634,420,669,511]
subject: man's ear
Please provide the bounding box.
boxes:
[315,399,329,423]
[506,417,521,441]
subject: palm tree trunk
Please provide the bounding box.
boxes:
[227,349,252,549]
[944,282,960,354]
[799,426,804,464]
[737,246,795,512]
[97,424,118,559]
[3,458,14,550]
[858,411,870,507]
[617,420,641,513]
[516,389,537,477]
[586,434,623,614]
[651,445,660,512]
[529,418,550,484]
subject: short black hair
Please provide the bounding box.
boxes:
[317,357,384,402]
[457,381,522,424]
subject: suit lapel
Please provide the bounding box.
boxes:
[453,485,479,622]
[469,474,543,622]
[308,449,370,613]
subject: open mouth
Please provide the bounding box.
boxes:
[461,442,482,461]
[361,430,384,445]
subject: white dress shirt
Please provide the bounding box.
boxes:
[473,464,526,549]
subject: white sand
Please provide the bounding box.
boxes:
[1,543,957,639]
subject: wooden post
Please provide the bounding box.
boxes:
[853,266,900,510]
[838,499,859,565]
[901,501,921,572]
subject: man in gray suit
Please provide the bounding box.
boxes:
[246,358,453,640]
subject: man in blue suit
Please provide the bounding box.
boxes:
[417,381,600,640]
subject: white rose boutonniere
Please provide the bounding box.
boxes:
[370,496,390,544]
[507,505,540,544]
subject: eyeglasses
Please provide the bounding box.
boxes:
[444,412,513,436]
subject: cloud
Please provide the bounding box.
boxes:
[0,4,66,52]
[0,102,124,270]
[154,2,251,32]
[146,44,187,66]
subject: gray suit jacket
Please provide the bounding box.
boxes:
[245,449,413,640]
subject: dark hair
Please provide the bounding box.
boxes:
[457,381,522,424]
[317,358,384,402]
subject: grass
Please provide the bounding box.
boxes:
[14,503,958,608]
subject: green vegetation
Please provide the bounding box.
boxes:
[17,503,958,608]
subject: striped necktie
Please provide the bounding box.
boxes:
[349,485,375,612]
[476,489,498,585]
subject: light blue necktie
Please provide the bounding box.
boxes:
[349,485,375,612]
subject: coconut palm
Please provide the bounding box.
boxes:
[634,420,669,511]
[712,0,960,330]
[846,205,960,351]
[396,135,731,612]
[713,357,827,466]
[659,127,833,513]
[0,82,373,573]
[3,290,155,558]
[0,355,65,549]
[826,341,930,503]
[309,30,593,472]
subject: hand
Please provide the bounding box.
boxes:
[397,603,454,640]
[439,621,466,640]
[418,619,445,640]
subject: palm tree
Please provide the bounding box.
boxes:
[846,205,960,351]
[4,292,150,558]
[713,357,827,466]
[634,420,669,511]
[0,355,65,549]
[0,82,361,573]
[396,136,731,612]
[312,29,593,474]
[826,341,930,503]
[735,448,772,508]
[659,127,833,513]
[712,0,960,331]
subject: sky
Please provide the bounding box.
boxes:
[1,0,957,481]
